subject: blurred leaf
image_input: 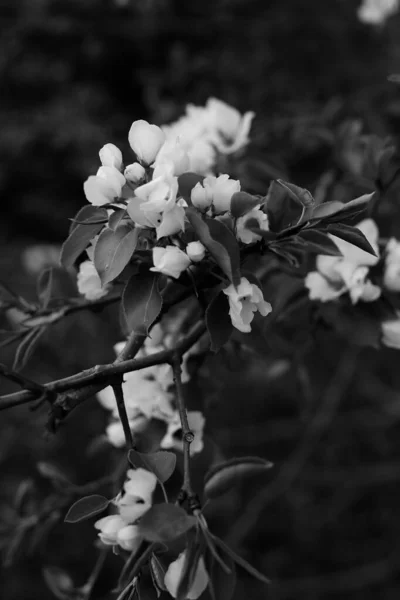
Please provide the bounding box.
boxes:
[230,192,261,219]
[13,326,45,371]
[128,450,177,483]
[64,495,109,524]
[138,504,196,543]
[37,462,72,488]
[36,268,53,309]
[43,567,82,600]
[94,224,139,285]
[204,456,273,499]
[122,272,163,335]
[205,291,233,352]
[187,208,241,286]
[61,207,108,268]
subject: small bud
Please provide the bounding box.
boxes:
[99,143,123,170]
[128,120,165,166]
[190,182,212,210]
[124,162,146,184]
[186,241,206,262]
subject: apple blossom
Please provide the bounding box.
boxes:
[94,515,126,546]
[116,524,142,552]
[150,246,191,279]
[99,143,123,170]
[124,162,146,184]
[223,277,272,333]
[236,207,269,244]
[382,317,400,349]
[357,0,399,25]
[186,241,206,262]
[164,551,209,600]
[206,97,255,154]
[77,260,109,301]
[123,468,157,503]
[128,120,165,165]
[190,182,213,210]
[156,202,186,239]
[153,138,190,176]
[203,174,241,214]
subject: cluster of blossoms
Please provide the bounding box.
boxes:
[76,97,271,334]
[95,468,208,598]
[97,319,207,453]
[357,0,399,24]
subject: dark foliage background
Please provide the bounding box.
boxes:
[2,0,400,598]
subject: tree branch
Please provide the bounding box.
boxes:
[112,378,134,450]
[172,354,194,497]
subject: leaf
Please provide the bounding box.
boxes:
[310,193,373,224]
[207,550,237,600]
[138,503,196,543]
[128,450,177,483]
[276,180,314,207]
[186,208,241,286]
[13,326,45,371]
[61,207,108,268]
[178,172,205,203]
[212,536,270,585]
[109,208,128,231]
[150,554,167,594]
[205,291,233,352]
[37,462,72,487]
[68,205,108,234]
[36,268,53,309]
[64,495,109,523]
[296,230,343,256]
[122,272,163,335]
[230,192,261,219]
[94,225,139,285]
[43,567,81,600]
[204,456,273,499]
[323,223,377,256]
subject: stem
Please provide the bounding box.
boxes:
[112,379,134,450]
[172,354,194,496]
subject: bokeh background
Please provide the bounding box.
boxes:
[2,0,400,598]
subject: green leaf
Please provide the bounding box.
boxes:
[122,272,163,335]
[138,503,196,543]
[36,268,53,309]
[204,456,273,500]
[324,223,377,256]
[150,554,167,594]
[205,291,233,352]
[212,536,270,585]
[296,230,343,256]
[128,450,177,483]
[68,205,108,235]
[64,495,109,523]
[309,193,373,224]
[186,208,241,286]
[109,208,128,231]
[178,173,205,204]
[230,192,261,219]
[60,207,108,268]
[94,225,139,285]
[276,180,314,207]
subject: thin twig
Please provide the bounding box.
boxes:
[112,378,134,450]
[172,353,194,497]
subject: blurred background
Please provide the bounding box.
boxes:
[2,0,400,598]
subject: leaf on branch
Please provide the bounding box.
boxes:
[204,456,273,499]
[212,536,270,585]
[36,268,54,309]
[276,180,315,207]
[178,172,205,204]
[64,494,110,523]
[186,208,241,286]
[61,207,108,268]
[230,192,261,219]
[122,272,163,335]
[150,553,167,594]
[296,229,343,256]
[309,193,374,224]
[108,208,128,231]
[68,205,109,234]
[37,462,73,488]
[138,503,196,543]
[13,326,46,371]
[94,224,139,285]
[128,450,177,483]
[323,223,377,256]
[205,291,233,353]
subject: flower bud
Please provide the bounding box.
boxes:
[150,246,191,279]
[94,515,125,546]
[128,120,165,165]
[186,241,206,262]
[124,162,146,184]
[99,143,123,170]
[190,182,212,210]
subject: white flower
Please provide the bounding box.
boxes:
[116,495,152,524]
[84,165,125,206]
[156,202,186,239]
[384,238,400,291]
[116,524,142,552]
[191,182,213,210]
[357,0,399,25]
[203,174,241,214]
[128,120,166,165]
[188,139,216,175]
[99,143,123,170]
[126,196,161,228]
[124,162,146,184]
[186,241,206,262]
[94,515,126,546]
[206,97,255,154]
[160,411,205,456]
[164,551,209,600]
[123,468,157,503]
[150,246,191,279]
[135,167,179,219]
[382,317,400,349]
[153,138,190,176]
[223,277,272,333]
[305,219,381,304]
[236,207,269,244]
[77,260,109,301]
